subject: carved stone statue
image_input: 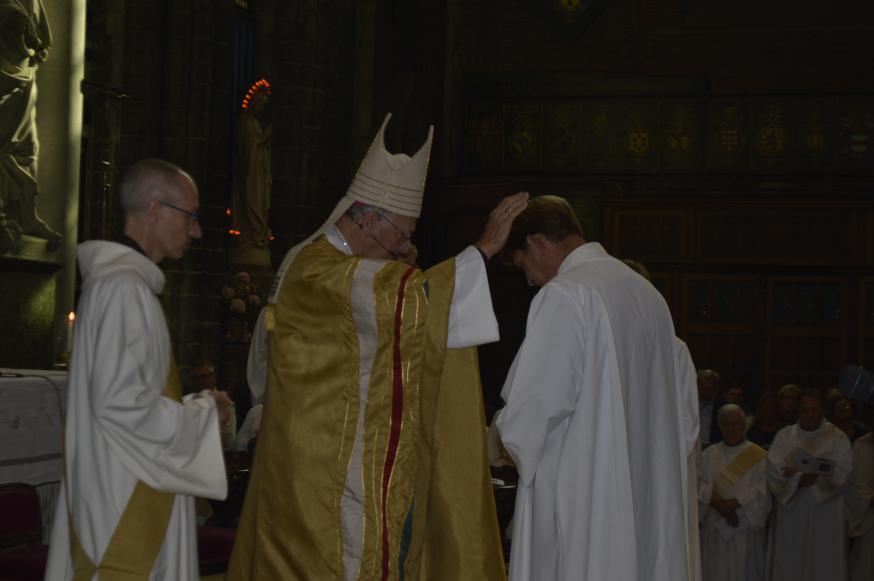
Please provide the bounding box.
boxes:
[230,80,272,266]
[0,0,61,254]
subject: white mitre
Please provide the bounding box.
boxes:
[267,113,433,303]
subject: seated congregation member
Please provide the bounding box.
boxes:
[776,383,801,426]
[228,114,524,581]
[767,389,853,581]
[831,394,869,444]
[747,391,783,449]
[189,359,237,449]
[699,369,724,446]
[698,404,770,581]
[847,407,874,581]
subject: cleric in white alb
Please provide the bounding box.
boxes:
[767,389,853,581]
[698,404,770,581]
[493,195,694,581]
[45,160,231,580]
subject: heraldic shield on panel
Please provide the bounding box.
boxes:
[532,0,613,37]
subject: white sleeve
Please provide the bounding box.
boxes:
[674,338,700,455]
[446,246,499,348]
[247,308,269,404]
[812,434,853,503]
[89,280,226,499]
[233,404,263,452]
[767,431,801,506]
[496,284,583,486]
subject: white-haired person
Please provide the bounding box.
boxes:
[698,404,770,581]
[228,114,527,581]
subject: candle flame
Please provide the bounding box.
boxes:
[68,311,75,322]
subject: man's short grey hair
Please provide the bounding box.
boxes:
[718,403,746,423]
[119,159,193,214]
[345,201,394,223]
[777,383,802,400]
[697,369,721,383]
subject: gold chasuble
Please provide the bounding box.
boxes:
[228,237,504,581]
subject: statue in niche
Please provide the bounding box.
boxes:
[230,78,272,266]
[0,0,62,254]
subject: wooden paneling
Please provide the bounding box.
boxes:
[695,211,858,265]
[608,211,687,263]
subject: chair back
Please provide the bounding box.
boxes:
[0,482,43,549]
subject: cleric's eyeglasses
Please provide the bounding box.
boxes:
[160,200,200,225]
[377,211,412,243]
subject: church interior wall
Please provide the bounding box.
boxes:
[4,0,872,410]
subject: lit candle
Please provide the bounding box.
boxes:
[66,311,76,353]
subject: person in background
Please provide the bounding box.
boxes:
[232,403,263,453]
[189,359,237,449]
[699,404,770,581]
[767,389,853,581]
[847,403,874,581]
[830,394,869,443]
[747,391,783,449]
[776,383,801,426]
[699,369,724,446]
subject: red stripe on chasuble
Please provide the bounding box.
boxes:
[380,267,415,581]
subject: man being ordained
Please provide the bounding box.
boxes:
[45,159,232,579]
[228,114,527,581]
[492,195,692,581]
[698,404,770,581]
[767,389,853,581]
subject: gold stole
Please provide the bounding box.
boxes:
[714,442,767,498]
[68,357,183,581]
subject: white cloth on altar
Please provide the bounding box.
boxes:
[495,242,690,581]
[232,403,264,452]
[766,421,852,581]
[848,432,874,581]
[698,441,770,581]
[44,241,227,580]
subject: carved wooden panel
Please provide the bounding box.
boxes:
[461,78,874,175]
[682,275,760,390]
[608,211,686,262]
[868,212,874,264]
[766,277,847,392]
[696,211,857,264]
[861,278,874,372]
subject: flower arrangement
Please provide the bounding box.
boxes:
[220,271,263,342]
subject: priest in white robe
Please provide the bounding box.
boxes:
[767,389,853,581]
[45,160,230,580]
[494,195,691,581]
[848,430,874,581]
[698,404,770,581]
